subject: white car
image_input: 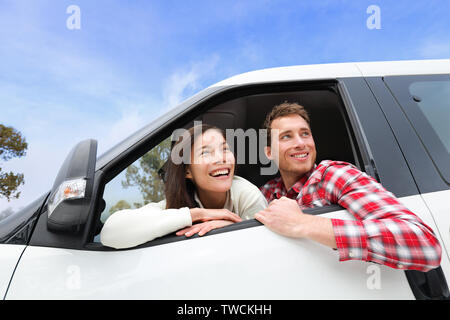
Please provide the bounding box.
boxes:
[1,59,449,300]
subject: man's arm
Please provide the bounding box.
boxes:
[255,197,337,248]
[256,163,442,272]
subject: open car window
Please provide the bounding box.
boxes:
[100,137,171,225]
[91,81,365,249]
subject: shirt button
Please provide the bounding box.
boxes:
[397,264,404,269]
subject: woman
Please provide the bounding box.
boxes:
[100,124,268,249]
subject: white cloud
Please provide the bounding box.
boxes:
[98,110,149,154]
[418,40,450,58]
[162,54,220,109]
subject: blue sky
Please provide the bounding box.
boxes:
[1,0,450,213]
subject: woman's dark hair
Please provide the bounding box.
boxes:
[164,123,225,209]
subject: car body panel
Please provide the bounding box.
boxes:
[0,244,25,299]
[6,211,414,300]
[8,193,441,300]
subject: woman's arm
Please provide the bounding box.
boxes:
[100,205,192,249]
[175,208,242,237]
[100,205,242,249]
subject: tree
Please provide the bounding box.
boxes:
[109,199,131,214]
[0,124,28,201]
[109,137,171,213]
[122,137,171,207]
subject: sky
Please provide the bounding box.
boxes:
[1,0,450,214]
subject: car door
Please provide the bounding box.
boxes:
[364,75,450,283]
[5,212,415,299]
[4,78,445,299]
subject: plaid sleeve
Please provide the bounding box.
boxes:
[324,164,442,272]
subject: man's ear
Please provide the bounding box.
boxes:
[264,145,274,160]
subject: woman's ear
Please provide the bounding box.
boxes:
[185,168,193,180]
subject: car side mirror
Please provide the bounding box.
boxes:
[46,139,97,233]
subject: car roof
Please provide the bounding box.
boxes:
[97,59,450,170]
[212,59,450,86]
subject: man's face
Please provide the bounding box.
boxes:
[265,114,317,178]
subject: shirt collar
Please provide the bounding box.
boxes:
[278,164,317,196]
[194,191,233,211]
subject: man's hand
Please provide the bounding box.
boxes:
[254,196,307,238]
[176,220,234,237]
[255,197,337,249]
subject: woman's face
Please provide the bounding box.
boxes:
[186,129,235,194]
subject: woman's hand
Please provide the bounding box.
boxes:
[176,220,235,237]
[180,208,241,237]
[189,208,242,223]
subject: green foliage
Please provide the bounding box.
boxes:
[0,124,28,201]
[110,137,171,211]
[109,199,132,214]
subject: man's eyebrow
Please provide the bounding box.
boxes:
[278,129,293,136]
[277,127,310,136]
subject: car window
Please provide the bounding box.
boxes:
[100,137,171,224]
[384,75,450,184]
[92,82,369,249]
[409,81,450,153]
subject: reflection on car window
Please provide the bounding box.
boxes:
[409,81,450,154]
[100,137,171,223]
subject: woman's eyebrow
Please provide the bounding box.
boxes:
[194,139,227,151]
[194,144,212,152]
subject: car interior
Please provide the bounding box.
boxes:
[183,87,362,188]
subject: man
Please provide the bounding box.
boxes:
[254,102,441,272]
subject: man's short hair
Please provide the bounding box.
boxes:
[263,102,311,146]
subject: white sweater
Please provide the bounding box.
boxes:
[100,176,268,249]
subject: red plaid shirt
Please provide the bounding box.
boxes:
[260,160,442,272]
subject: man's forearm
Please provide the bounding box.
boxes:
[254,197,337,249]
[300,214,337,249]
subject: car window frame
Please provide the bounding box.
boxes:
[85,79,378,251]
[338,77,420,197]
